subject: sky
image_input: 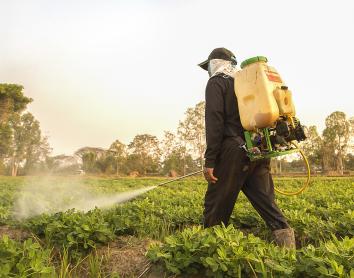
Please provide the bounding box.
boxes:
[1,0,353,155]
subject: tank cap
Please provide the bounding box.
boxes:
[240,56,268,69]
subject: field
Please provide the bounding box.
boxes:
[0,176,353,277]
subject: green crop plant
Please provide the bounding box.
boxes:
[0,235,56,277]
[24,208,115,259]
[147,225,354,277]
[0,176,353,276]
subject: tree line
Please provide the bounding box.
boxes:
[0,83,353,176]
[75,101,206,176]
[301,112,354,174]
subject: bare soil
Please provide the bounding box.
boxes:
[76,236,164,278]
[0,225,30,241]
[101,236,151,277]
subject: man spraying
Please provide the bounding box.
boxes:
[198,47,295,248]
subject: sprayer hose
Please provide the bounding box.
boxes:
[274,142,311,196]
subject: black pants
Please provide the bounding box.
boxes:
[203,137,289,231]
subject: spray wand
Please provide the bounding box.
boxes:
[154,170,203,187]
[152,156,309,196]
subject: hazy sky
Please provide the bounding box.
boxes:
[1,0,353,155]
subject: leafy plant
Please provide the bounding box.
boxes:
[24,208,115,259]
[147,225,354,277]
[0,235,55,277]
[0,176,353,276]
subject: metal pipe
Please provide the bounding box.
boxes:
[155,170,203,187]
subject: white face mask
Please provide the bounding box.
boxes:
[208,59,238,78]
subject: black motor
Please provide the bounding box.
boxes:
[274,118,307,144]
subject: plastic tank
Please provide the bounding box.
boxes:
[273,87,296,116]
[234,56,295,131]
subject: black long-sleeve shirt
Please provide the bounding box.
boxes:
[204,74,244,168]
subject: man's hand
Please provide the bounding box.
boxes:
[203,168,218,184]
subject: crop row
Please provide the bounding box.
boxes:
[0,177,353,276]
[147,225,354,277]
[20,178,353,254]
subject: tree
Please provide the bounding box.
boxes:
[161,131,179,174]
[95,154,116,174]
[0,123,12,162]
[178,101,206,172]
[0,84,32,125]
[162,146,198,175]
[161,131,178,160]
[322,111,351,174]
[7,112,50,176]
[75,144,127,175]
[349,117,354,153]
[76,147,106,174]
[0,84,32,165]
[108,139,127,176]
[344,153,354,171]
[177,121,194,175]
[161,131,198,175]
[81,152,97,173]
[0,84,50,175]
[128,134,161,175]
[24,114,50,174]
[300,126,323,170]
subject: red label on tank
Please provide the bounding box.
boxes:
[265,71,282,83]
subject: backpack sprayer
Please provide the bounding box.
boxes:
[234,56,310,195]
[155,56,310,196]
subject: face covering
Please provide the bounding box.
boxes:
[208,59,238,78]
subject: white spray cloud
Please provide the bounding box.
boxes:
[13,177,156,220]
[68,186,156,212]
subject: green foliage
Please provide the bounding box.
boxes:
[177,101,206,169]
[106,181,203,238]
[0,84,33,162]
[160,131,199,175]
[2,176,352,242]
[24,208,115,259]
[345,153,354,171]
[0,123,12,162]
[162,149,197,175]
[300,125,323,169]
[147,225,354,277]
[296,235,354,277]
[0,84,50,176]
[0,176,353,276]
[82,152,98,173]
[108,139,127,175]
[128,134,161,174]
[322,111,351,173]
[87,251,105,278]
[0,235,55,277]
[0,84,32,114]
[9,112,50,176]
[104,177,354,244]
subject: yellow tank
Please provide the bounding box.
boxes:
[234,56,295,131]
[273,87,296,116]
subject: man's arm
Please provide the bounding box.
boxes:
[204,77,225,170]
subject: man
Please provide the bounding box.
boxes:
[198,47,295,248]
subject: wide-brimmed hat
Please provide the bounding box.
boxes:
[198,47,237,71]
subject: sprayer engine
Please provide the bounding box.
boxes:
[244,116,307,160]
[274,117,307,143]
